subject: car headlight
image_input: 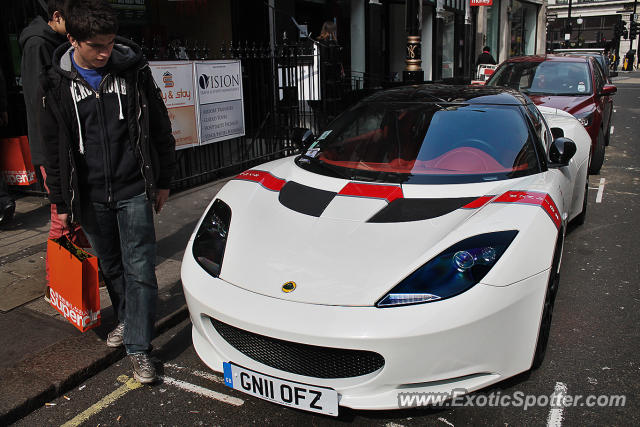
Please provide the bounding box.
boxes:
[574,111,594,127]
[376,231,518,308]
[192,199,232,277]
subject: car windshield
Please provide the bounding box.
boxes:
[488,61,593,96]
[296,102,540,184]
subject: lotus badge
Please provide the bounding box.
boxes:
[282,281,296,293]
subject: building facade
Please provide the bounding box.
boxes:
[474,0,548,65]
[546,0,639,60]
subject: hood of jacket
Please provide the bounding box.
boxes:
[51,35,144,80]
[18,16,66,50]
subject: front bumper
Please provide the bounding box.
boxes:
[181,249,549,410]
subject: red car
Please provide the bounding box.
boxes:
[486,54,616,174]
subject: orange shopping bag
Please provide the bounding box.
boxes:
[0,136,37,186]
[48,235,101,332]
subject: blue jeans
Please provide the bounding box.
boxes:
[81,193,157,354]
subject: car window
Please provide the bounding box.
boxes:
[488,61,592,96]
[297,102,541,184]
[592,60,605,92]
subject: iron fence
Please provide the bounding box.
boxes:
[172,40,375,190]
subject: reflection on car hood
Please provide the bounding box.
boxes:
[212,157,550,306]
[528,94,592,114]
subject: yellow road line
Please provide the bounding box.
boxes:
[61,375,142,427]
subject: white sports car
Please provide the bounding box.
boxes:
[181,85,591,415]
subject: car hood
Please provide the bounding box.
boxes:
[208,158,551,306]
[528,94,593,114]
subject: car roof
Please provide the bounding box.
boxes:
[553,48,605,54]
[503,54,589,63]
[362,84,529,106]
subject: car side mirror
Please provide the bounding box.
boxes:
[599,84,617,96]
[549,137,577,166]
[291,127,314,152]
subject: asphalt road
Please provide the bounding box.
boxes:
[17,80,640,426]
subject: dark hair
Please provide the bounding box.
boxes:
[65,0,118,42]
[483,46,491,52]
[47,0,66,19]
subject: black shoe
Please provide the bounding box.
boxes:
[0,200,15,226]
[129,352,156,384]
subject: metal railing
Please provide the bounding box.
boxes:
[172,40,379,190]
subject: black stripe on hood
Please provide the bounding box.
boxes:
[279,181,337,217]
[368,197,477,223]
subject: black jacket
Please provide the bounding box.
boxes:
[19,16,67,167]
[476,52,497,67]
[39,37,176,223]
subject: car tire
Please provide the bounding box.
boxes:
[604,121,612,146]
[588,130,605,175]
[531,234,563,370]
[572,174,589,226]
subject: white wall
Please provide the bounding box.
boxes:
[499,0,510,62]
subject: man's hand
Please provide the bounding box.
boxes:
[57,212,69,229]
[154,189,170,213]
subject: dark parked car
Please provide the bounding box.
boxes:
[553,48,618,79]
[486,54,616,174]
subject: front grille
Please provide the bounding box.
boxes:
[210,317,385,379]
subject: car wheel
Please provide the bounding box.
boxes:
[572,174,589,226]
[531,234,563,370]
[604,121,612,146]
[588,129,605,174]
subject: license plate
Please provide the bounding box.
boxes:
[223,362,338,416]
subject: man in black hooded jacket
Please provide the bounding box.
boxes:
[38,0,176,384]
[19,0,67,169]
[20,0,88,295]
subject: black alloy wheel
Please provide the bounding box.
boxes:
[588,129,605,174]
[572,174,589,226]
[531,234,564,370]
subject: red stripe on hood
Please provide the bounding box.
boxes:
[462,195,494,209]
[235,170,286,192]
[338,183,404,203]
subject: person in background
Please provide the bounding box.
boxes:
[0,67,16,226]
[476,46,497,67]
[19,0,89,297]
[39,0,176,384]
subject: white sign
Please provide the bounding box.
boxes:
[149,61,198,149]
[195,61,245,145]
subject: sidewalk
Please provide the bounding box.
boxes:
[0,177,231,425]
[612,69,640,84]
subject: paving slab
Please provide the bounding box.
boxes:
[0,308,77,369]
[0,251,46,312]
